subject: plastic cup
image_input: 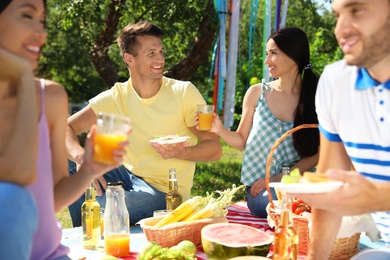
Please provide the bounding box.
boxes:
[93,112,131,165]
[197,104,214,131]
[153,210,172,217]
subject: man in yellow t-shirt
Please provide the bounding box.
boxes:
[66,21,222,226]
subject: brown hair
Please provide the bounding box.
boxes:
[117,21,165,57]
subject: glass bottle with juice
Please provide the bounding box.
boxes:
[275,165,290,202]
[104,182,130,257]
[81,183,101,249]
[166,168,183,210]
[273,197,298,260]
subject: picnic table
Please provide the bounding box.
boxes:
[61,201,385,260]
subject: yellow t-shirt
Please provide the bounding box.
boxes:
[89,77,206,199]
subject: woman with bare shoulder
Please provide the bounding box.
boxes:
[0,0,129,259]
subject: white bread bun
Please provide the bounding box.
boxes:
[300,172,330,183]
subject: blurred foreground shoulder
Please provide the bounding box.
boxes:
[41,79,68,104]
[40,79,69,120]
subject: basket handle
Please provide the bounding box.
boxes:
[265,124,318,209]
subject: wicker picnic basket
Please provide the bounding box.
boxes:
[265,124,360,259]
[139,215,228,248]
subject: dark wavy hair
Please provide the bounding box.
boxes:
[0,0,47,13]
[268,27,319,157]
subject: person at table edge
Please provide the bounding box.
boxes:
[290,0,390,259]
[66,21,222,226]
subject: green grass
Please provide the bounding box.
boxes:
[56,207,73,229]
[57,144,245,229]
[192,145,245,201]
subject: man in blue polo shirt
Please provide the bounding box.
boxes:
[290,0,390,259]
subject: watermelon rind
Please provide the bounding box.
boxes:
[201,223,272,260]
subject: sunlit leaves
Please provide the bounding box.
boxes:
[39,0,341,112]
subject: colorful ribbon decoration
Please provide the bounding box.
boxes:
[262,0,272,82]
[274,0,282,32]
[223,0,240,129]
[247,0,259,89]
[208,0,289,127]
[280,0,289,28]
[215,0,228,113]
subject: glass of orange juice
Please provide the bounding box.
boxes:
[93,112,131,164]
[104,233,130,257]
[197,104,214,131]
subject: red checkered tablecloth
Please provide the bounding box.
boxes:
[63,202,273,260]
[226,201,272,232]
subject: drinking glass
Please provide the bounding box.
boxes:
[93,112,131,165]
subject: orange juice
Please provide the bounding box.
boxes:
[86,217,93,238]
[198,113,213,131]
[100,218,104,238]
[93,133,126,164]
[104,234,130,257]
[81,195,101,249]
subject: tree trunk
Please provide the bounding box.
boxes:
[164,0,218,81]
[90,0,126,87]
[91,0,217,86]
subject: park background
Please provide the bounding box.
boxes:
[49,0,340,227]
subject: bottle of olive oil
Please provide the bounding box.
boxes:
[166,168,183,210]
[81,183,101,249]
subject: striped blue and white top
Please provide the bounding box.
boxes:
[316,59,390,244]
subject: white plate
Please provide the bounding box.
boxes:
[149,136,190,145]
[269,181,343,194]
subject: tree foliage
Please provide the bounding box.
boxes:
[225,0,339,129]
[39,0,341,127]
[40,0,218,103]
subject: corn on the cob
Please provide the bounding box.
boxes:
[184,201,215,222]
[185,184,245,222]
[181,204,206,221]
[155,185,245,226]
[154,196,207,228]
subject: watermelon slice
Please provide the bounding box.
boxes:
[201,223,273,260]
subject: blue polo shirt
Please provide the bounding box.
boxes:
[316,60,390,244]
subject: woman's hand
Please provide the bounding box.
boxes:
[250,173,283,198]
[79,125,129,196]
[250,178,266,197]
[210,113,224,134]
[0,48,32,82]
[195,112,224,135]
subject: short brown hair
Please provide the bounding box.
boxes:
[117,21,165,57]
